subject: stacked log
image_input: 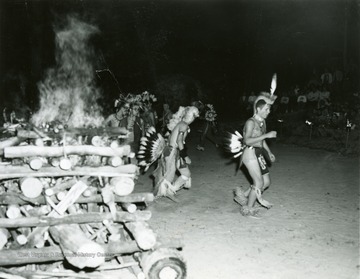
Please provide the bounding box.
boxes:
[0,126,165,279]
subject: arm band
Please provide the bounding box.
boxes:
[179,146,188,159]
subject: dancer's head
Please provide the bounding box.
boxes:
[116,102,130,118]
[167,106,199,131]
[183,106,199,124]
[254,99,271,119]
[253,92,277,115]
[130,103,141,117]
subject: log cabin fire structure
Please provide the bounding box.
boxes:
[0,124,186,279]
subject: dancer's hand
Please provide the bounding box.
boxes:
[266,131,277,138]
[185,156,192,164]
[269,152,276,162]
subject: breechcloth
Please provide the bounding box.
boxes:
[254,147,269,175]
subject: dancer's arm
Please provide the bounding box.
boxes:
[263,140,276,162]
[243,120,276,146]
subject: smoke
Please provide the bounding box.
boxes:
[31,16,104,128]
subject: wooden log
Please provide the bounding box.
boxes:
[91,136,108,147]
[124,221,157,250]
[0,192,154,206]
[28,158,43,170]
[0,164,138,180]
[16,127,129,142]
[0,228,10,249]
[16,129,40,139]
[1,192,152,208]
[110,177,135,196]
[34,138,44,146]
[6,205,21,219]
[110,140,120,148]
[82,186,98,197]
[24,180,89,248]
[20,177,43,199]
[16,234,28,246]
[59,157,72,170]
[0,241,140,266]
[103,220,121,242]
[50,180,88,215]
[4,145,131,158]
[45,178,77,196]
[67,206,92,238]
[0,211,152,228]
[108,156,123,167]
[101,186,117,219]
[49,224,105,268]
[56,191,67,201]
[0,137,24,156]
[0,237,182,266]
[121,203,137,213]
[49,157,60,167]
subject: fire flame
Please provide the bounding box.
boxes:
[31,16,104,128]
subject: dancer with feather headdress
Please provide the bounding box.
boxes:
[137,106,199,200]
[226,74,278,217]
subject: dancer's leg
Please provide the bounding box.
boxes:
[243,160,264,208]
[262,173,271,192]
[173,166,191,191]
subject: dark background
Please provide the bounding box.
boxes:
[0,0,359,115]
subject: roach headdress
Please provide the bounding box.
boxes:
[253,73,278,114]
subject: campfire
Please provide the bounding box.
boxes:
[0,16,185,279]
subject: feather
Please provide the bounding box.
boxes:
[223,130,245,159]
[137,126,166,172]
[270,73,277,95]
[235,131,243,138]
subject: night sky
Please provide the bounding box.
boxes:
[0,0,359,114]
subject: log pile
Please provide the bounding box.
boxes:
[0,126,182,279]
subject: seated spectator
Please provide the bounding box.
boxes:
[297,92,307,110]
[307,85,319,110]
[279,92,290,113]
[321,68,333,85]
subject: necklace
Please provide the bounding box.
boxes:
[115,113,125,122]
[253,115,264,127]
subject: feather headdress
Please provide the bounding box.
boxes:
[253,73,278,113]
[167,106,199,131]
[114,93,143,109]
[137,126,166,172]
[141,91,157,104]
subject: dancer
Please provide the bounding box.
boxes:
[104,102,130,128]
[227,74,278,217]
[141,91,158,130]
[126,102,145,156]
[137,106,199,199]
[195,102,218,151]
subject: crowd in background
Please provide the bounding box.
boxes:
[239,66,360,130]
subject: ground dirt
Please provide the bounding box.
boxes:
[135,127,359,279]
